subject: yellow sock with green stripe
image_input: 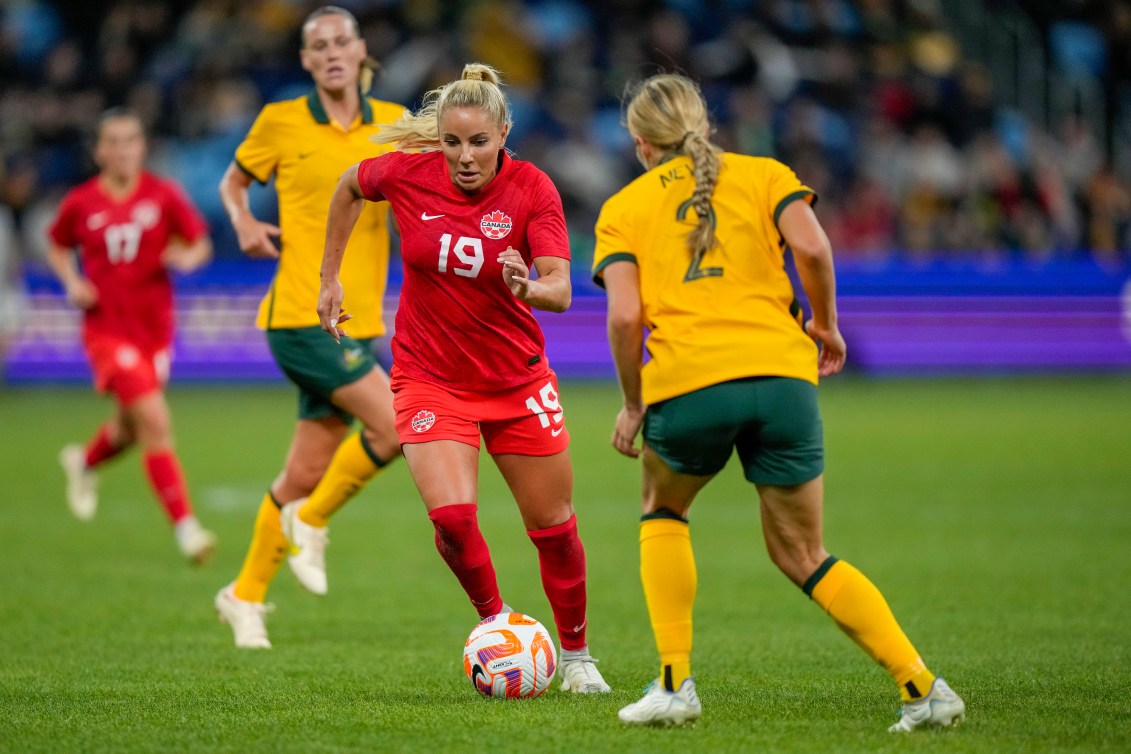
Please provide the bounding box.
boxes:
[805,556,936,701]
[640,511,696,692]
[298,432,388,527]
[233,493,287,603]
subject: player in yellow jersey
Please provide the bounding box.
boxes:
[594,73,966,730]
[213,6,404,648]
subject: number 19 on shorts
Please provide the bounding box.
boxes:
[525,381,564,436]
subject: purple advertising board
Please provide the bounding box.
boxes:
[4,260,1130,383]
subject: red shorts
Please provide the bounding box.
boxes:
[84,334,169,406]
[391,367,570,456]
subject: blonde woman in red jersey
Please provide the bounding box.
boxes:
[47,108,216,563]
[317,63,610,694]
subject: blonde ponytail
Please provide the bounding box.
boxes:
[359,56,379,95]
[624,73,722,263]
[374,63,511,150]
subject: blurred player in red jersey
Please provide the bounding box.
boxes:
[46,108,216,564]
[317,63,611,694]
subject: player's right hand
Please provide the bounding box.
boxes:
[611,404,645,458]
[65,278,98,309]
[804,319,847,377]
[235,217,281,259]
[317,277,350,343]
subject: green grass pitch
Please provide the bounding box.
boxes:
[2,376,1130,753]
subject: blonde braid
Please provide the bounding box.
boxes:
[683,130,720,262]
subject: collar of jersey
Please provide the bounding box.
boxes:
[306,87,374,126]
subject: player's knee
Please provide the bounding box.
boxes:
[361,426,401,461]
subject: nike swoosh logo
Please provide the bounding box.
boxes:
[551,427,564,437]
[298,151,315,159]
[421,212,445,221]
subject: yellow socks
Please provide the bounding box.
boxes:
[233,493,287,603]
[640,513,696,691]
[298,432,386,527]
[806,556,936,701]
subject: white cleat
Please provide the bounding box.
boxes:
[618,677,701,726]
[888,677,966,732]
[59,444,98,521]
[175,516,217,565]
[559,652,612,694]
[280,499,328,596]
[214,583,273,649]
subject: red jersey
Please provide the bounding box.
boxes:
[48,172,207,352]
[357,150,570,391]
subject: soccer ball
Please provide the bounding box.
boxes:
[463,612,557,699]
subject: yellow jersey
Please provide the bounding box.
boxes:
[593,153,819,405]
[235,91,405,336]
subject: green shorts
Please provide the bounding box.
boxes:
[266,326,376,422]
[642,376,824,486]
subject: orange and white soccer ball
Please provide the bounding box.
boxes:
[463,612,557,699]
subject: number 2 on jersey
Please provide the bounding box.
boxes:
[437,234,483,278]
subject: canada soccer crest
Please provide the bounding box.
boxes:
[411,410,436,433]
[480,210,512,240]
[131,200,160,230]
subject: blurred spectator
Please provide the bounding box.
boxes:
[0,0,1128,270]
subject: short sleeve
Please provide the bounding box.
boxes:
[526,172,569,260]
[765,159,816,231]
[591,197,636,288]
[356,155,389,203]
[47,192,78,248]
[162,180,208,242]
[233,107,280,184]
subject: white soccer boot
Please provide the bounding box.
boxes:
[59,444,98,521]
[559,649,612,693]
[214,583,273,649]
[887,677,966,732]
[175,516,217,565]
[618,677,701,726]
[280,499,328,595]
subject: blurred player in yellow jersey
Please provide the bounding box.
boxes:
[213,6,405,648]
[594,73,965,730]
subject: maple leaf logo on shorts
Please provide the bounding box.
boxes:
[480,210,512,240]
[411,410,436,432]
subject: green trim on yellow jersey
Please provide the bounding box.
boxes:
[773,189,816,229]
[592,252,637,288]
[235,157,267,185]
[305,87,375,125]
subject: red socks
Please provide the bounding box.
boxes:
[84,424,126,468]
[428,504,503,617]
[142,450,192,523]
[528,514,588,651]
[428,505,589,648]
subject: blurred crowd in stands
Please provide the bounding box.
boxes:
[2,0,1131,292]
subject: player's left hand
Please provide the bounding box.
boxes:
[611,404,645,458]
[499,247,530,300]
